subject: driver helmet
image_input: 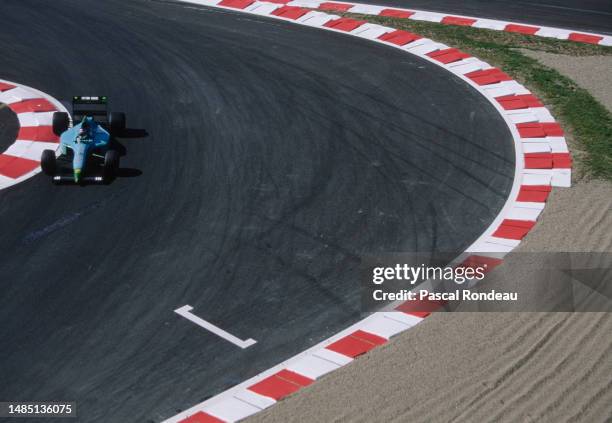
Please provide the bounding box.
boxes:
[79,120,91,137]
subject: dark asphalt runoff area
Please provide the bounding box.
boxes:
[0,0,513,421]
[0,105,18,153]
[374,0,612,34]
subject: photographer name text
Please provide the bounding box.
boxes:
[372,289,518,302]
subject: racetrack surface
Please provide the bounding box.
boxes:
[0,105,18,153]
[0,0,513,421]
[369,0,612,34]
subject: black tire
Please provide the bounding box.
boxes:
[108,112,126,136]
[103,150,120,181]
[52,112,70,136]
[40,150,56,176]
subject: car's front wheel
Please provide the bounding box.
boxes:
[40,150,56,176]
[103,150,120,182]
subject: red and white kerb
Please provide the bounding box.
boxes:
[0,80,66,190]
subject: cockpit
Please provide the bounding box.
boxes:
[76,117,95,143]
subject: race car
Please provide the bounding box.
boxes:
[41,96,125,184]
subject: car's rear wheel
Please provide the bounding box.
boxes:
[52,112,70,136]
[103,150,120,182]
[108,112,126,136]
[40,150,56,176]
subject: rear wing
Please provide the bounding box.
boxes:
[72,96,109,123]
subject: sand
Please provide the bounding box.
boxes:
[251,313,612,423]
[248,54,612,422]
[521,51,612,113]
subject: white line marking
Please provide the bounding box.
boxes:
[174,305,257,349]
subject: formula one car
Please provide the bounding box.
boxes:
[41,96,125,184]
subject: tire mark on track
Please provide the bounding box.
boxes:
[21,188,126,245]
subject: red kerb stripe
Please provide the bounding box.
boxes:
[395,298,445,317]
[324,17,366,32]
[248,370,313,400]
[0,82,16,92]
[17,126,59,143]
[272,5,309,19]
[517,185,551,202]
[441,16,476,26]
[378,29,421,45]
[9,98,57,114]
[379,8,414,19]
[496,94,543,110]
[492,219,536,240]
[217,0,254,9]
[505,24,539,35]
[326,330,387,357]
[318,2,354,11]
[179,411,224,423]
[568,33,603,44]
[428,48,471,64]
[0,154,40,179]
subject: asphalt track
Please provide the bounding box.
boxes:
[0,0,513,421]
[0,105,18,153]
[376,0,612,34]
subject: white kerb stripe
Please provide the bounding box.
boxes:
[383,311,424,327]
[507,205,543,221]
[312,348,353,366]
[360,314,412,339]
[0,87,42,104]
[232,389,276,410]
[287,0,324,7]
[406,41,447,55]
[410,11,445,22]
[203,396,261,422]
[17,111,55,127]
[4,140,58,162]
[245,2,282,14]
[472,19,508,30]
[351,23,393,40]
[551,169,571,187]
[347,4,386,14]
[536,27,572,39]
[487,236,522,247]
[522,172,552,185]
[522,142,551,153]
[297,11,338,26]
[287,354,341,379]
